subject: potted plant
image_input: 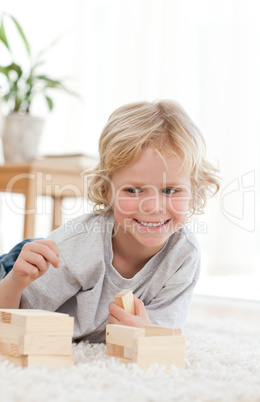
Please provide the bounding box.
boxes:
[0,13,77,162]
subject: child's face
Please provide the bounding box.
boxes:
[110,146,191,249]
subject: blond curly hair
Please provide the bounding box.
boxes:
[84,99,220,216]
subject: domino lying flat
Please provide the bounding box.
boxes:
[106,324,185,370]
[0,309,74,368]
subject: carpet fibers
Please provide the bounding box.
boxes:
[0,319,259,402]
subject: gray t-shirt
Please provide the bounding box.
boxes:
[20,212,200,342]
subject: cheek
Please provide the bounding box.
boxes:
[115,198,139,215]
[168,197,190,215]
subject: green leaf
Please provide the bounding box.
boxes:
[9,15,30,55]
[10,62,23,77]
[0,63,22,78]
[35,75,79,97]
[35,75,63,86]
[0,17,10,49]
[0,66,10,77]
[45,95,53,111]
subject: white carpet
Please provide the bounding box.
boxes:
[0,318,260,402]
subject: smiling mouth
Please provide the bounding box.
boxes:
[134,219,170,228]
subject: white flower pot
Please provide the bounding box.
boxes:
[2,113,44,163]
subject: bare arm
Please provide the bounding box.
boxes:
[0,240,60,309]
[0,273,25,308]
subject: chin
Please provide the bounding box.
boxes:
[135,236,168,248]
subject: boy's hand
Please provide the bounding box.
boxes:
[9,240,60,290]
[108,295,151,328]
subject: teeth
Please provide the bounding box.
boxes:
[138,220,166,227]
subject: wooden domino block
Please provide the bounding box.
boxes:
[0,309,74,367]
[0,335,72,356]
[144,325,182,337]
[0,340,20,357]
[106,323,185,370]
[106,343,125,358]
[0,353,75,368]
[0,309,74,336]
[106,324,144,348]
[132,335,185,369]
[114,289,135,315]
[106,324,144,363]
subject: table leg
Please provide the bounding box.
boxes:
[24,180,37,239]
[52,197,62,231]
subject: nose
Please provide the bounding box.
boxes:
[139,191,165,214]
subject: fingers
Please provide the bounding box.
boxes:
[108,313,120,325]
[20,249,49,274]
[108,297,151,328]
[34,239,59,256]
[109,298,144,320]
[10,240,60,290]
[109,302,127,321]
[134,296,147,318]
[21,240,60,269]
[14,260,42,279]
[134,296,151,325]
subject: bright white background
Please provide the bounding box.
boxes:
[0,0,259,300]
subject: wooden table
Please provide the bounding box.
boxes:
[0,155,97,238]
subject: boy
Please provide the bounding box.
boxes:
[0,100,219,342]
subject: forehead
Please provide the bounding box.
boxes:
[112,147,190,185]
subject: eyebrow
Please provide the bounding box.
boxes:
[121,182,188,187]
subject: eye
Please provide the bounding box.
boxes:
[162,187,179,195]
[124,187,142,194]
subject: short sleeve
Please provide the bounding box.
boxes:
[144,243,200,328]
[20,245,82,311]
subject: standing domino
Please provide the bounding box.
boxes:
[114,289,135,315]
